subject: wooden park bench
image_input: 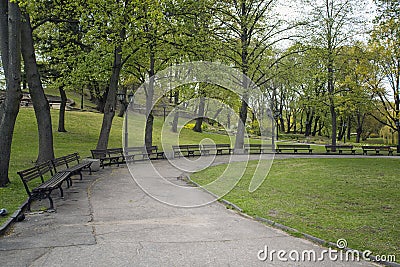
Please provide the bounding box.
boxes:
[244,144,273,154]
[201,144,232,156]
[362,145,394,156]
[52,153,92,183]
[17,161,72,211]
[325,145,356,154]
[91,148,124,168]
[172,145,201,157]
[276,144,313,154]
[124,146,165,162]
[146,145,165,159]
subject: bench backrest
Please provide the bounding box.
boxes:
[172,145,200,150]
[325,145,353,149]
[17,161,53,195]
[244,144,272,148]
[91,149,107,159]
[202,144,231,149]
[125,146,146,154]
[277,144,310,148]
[64,153,80,167]
[146,146,158,152]
[363,145,392,150]
[107,148,123,155]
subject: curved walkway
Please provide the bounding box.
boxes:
[0,155,382,266]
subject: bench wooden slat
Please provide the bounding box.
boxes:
[91,148,124,168]
[17,161,71,211]
[325,145,356,154]
[52,153,92,182]
[172,145,201,157]
[276,144,313,154]
[243,144,273,154]
[201,144,232,155]
[362,145,394,156]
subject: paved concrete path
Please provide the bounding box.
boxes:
[0,156,378,266]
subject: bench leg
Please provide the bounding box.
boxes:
[48,195,54,210]
[27,199,32,212]
[58,186,64,198]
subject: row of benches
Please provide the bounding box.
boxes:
[17,143,397,211]
[90,146,165,168]
[91,144,397,164]
[17,153,92,211]
[173,144,397,156]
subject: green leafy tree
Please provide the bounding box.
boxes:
[370,0,400,150]
[302,0,369,147]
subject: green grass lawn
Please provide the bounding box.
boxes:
[2,108,399,264]
[191,158,400,262]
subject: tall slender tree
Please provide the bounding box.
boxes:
[370,0,400,151]
[20,10,55,162]
[302,0,369,147]
[0,1,22,186]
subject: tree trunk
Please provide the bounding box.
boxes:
[279,115,285,133]
[312,116,320,136]
[144,49,155,148]
[193,93,205,133]
[172,90,179,133]
[21,11,54,162]
[0,1,21,186]
[304,110,314,137]
[58,86,67,132]
[213,107,223,120]
[235,93,248,150]
[96,40,123,149]
[338,118,344,141]
[329,101,337,147]
[347,117,351,141]
[293,113,297,134]
[0,0,8,79]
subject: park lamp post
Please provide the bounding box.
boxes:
[117,90,134,150]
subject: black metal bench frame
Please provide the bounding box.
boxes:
[276,144,313,154]
[17,161,71,211]
[244,144,273,154]
[362,145,394,156]
[91,148,124,168]
[52,152,92,182]
[325,145,356,154]
[201,144,232,156]
[146,145,165,159]
[172,145,201,157]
